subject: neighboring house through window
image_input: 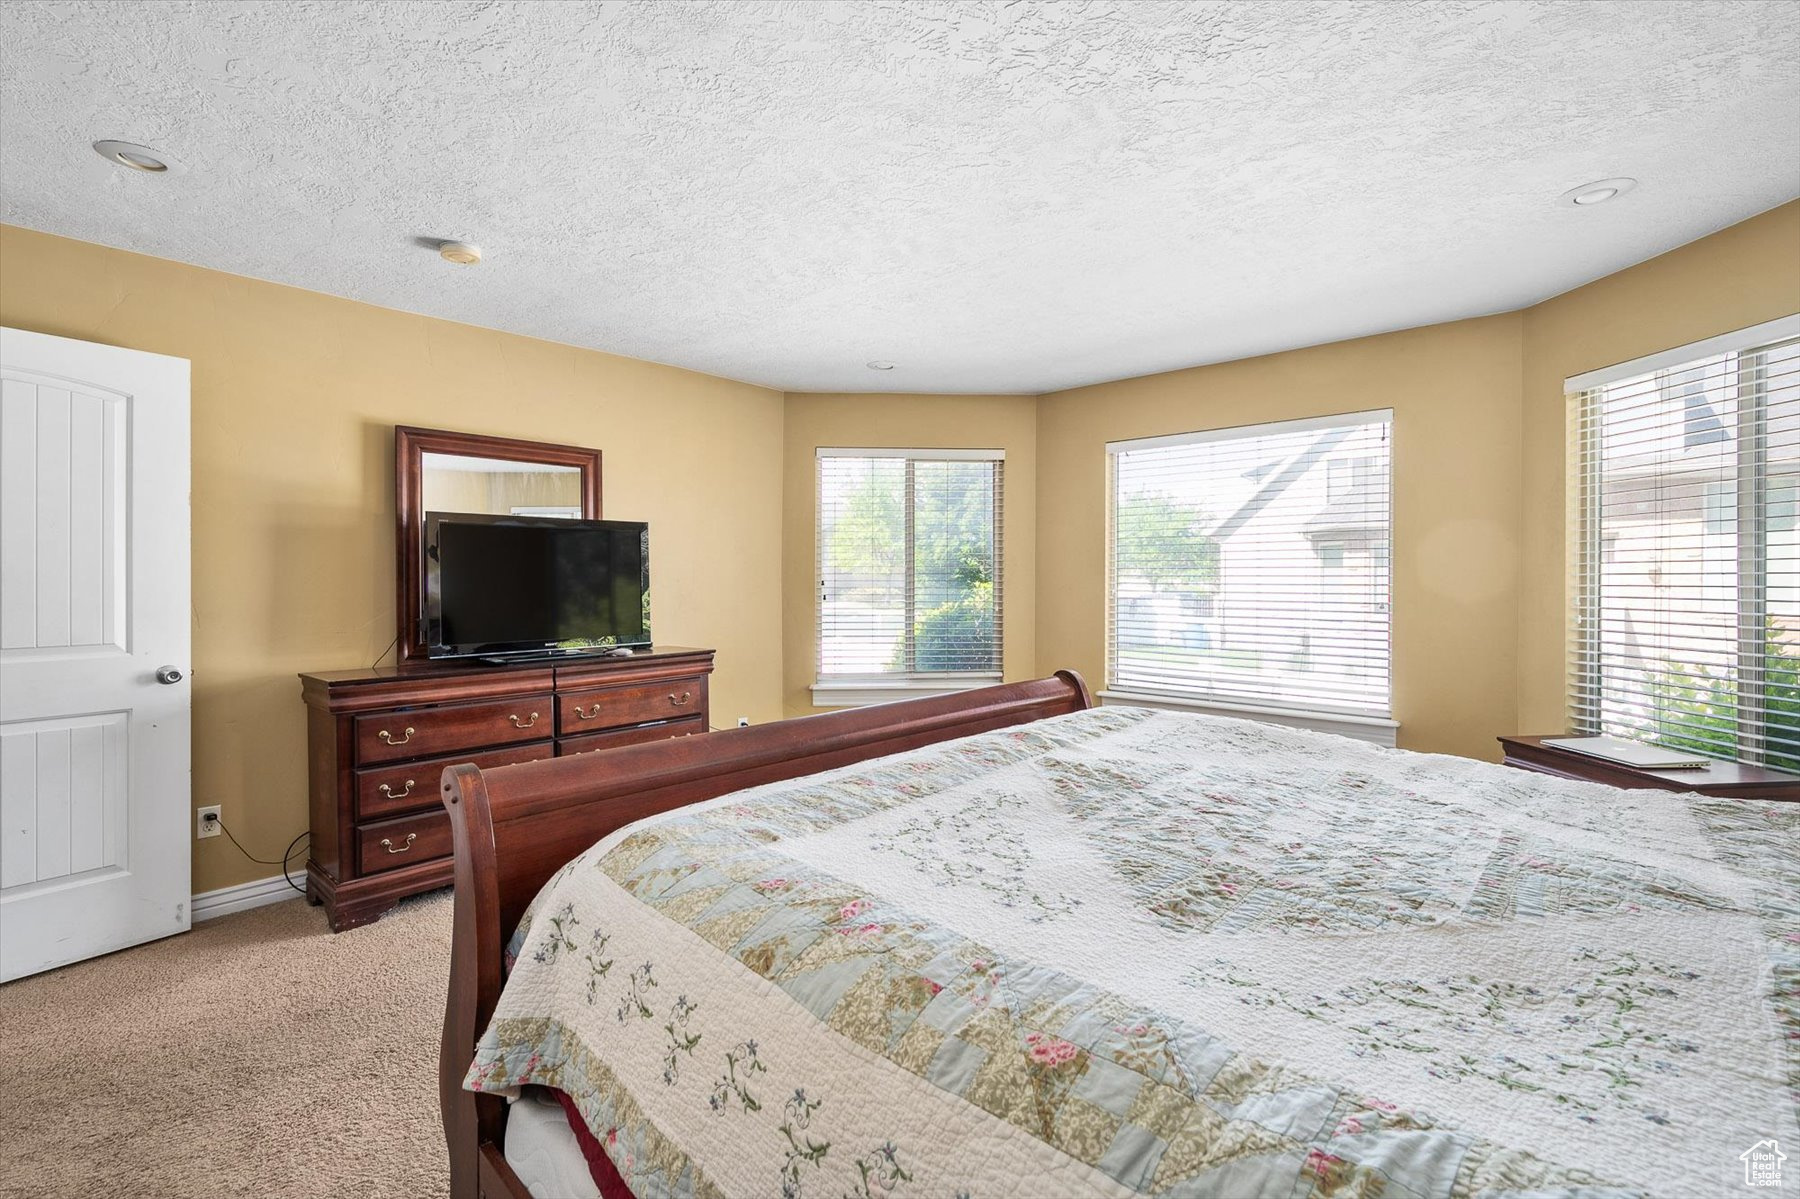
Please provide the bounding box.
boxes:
[1672,366,1731,447]
[1570,315,1800,769]
[813,448,1003,707]
[1104,410,1395,744]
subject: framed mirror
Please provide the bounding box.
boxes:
[394,426,602,663]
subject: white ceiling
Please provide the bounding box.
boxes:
[3,1,1797,395]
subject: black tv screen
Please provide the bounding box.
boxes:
[425,513,650,658]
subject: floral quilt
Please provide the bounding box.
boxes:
[466,707,1799,1199]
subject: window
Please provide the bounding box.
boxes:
[1570,315,1800,770]
[814,449,1002,705]
[1105,410,1393,728]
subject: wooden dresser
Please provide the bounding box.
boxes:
[1498,735,1799,801]
[301,646,714,930]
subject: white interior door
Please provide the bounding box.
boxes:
[0,327,190,982]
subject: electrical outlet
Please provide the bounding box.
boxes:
[736,716,750,728]
[197,804,221,839]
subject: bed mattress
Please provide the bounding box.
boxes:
[467,705,1798,1198]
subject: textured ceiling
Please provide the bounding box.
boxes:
[2,1,1797,394]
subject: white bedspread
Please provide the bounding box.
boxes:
[467,707,1799,1198]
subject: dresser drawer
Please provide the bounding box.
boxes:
[559,677,706,735]
[357,809,452,875]
[355,693,553,764]
[559,716,705,757]
[353,741,553,820]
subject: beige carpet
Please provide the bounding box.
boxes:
[0,891,454,1199]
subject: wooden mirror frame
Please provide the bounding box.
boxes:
[394,426,602,664]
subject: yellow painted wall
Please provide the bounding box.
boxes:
[782,393,1037,716]
[5,201,1794,894]
[1035,316,1527,761]
[0,225,787,895]
[1517,201,1800,731]
[1033,201,1800,760]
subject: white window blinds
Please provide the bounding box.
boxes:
[1570,315,1800,771]
[816,449,1003,681]
[1108,411,1393,718]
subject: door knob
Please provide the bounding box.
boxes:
[155,666,185,685]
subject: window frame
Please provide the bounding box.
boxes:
[1099,409,1397,744]
[812,447,1004,708]
[1568,313,1800,768]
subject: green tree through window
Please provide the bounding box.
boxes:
[1115,492,1220,592]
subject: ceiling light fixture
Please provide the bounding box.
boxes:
[866,360,896,371]
[92,140,174,173]
[438,241,482,265]
[1559,177,1636,207]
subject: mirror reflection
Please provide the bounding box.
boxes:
[420,453,582,520]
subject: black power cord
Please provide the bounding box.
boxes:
[209,814,311,894]
[370,632,399,670]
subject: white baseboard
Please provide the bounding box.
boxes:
[192,872,304,923]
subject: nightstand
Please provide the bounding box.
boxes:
[1498,735,1799,801]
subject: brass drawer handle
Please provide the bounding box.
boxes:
[380,833,417,855]
[573,703,603,721]
[669,691,692,707]
[377,726,416,746]
[509,712,540,729]
[377,780,416,800]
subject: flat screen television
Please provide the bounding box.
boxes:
[424,512,651,659]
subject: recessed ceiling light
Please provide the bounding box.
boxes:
[866,360,896,371]
[438,241,482,265]
[92,140,175,173]
[1559,178,1636,207]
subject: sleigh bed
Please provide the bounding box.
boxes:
[439,672,1799,1199]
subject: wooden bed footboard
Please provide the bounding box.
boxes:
[439,671,1094,1199]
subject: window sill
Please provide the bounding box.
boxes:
[811,676,1003,709]
[1097,690,1399,747]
